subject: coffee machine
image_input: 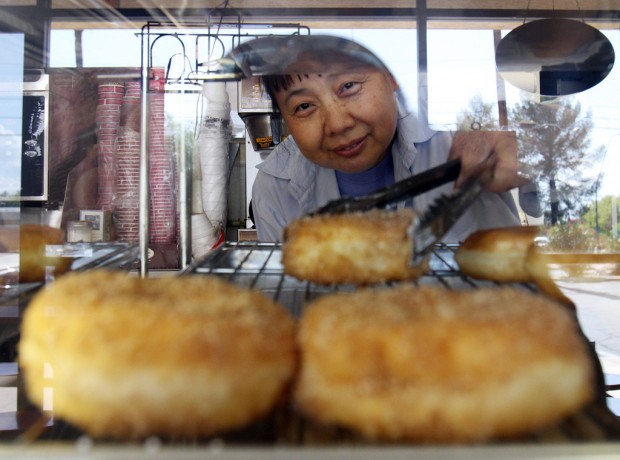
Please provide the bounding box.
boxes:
[237,76,288,151]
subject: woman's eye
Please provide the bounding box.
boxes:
[293,102,312,114]
[340,80,361,95]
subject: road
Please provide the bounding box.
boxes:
[558,278,620,410]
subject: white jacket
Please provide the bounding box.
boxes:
[252,103,520,242]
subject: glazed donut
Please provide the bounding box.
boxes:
[19,270,297,440]
[455,225,541,282]
[294,284,594,443]
[282,208,426,285]
[0,224,72,283]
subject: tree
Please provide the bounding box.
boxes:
[455,93,499,131]
[456,95,605,226]
[582,195,620,238]
[509,98,604,225]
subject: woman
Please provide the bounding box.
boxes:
[249,36,525,242]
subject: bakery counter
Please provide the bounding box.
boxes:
[0,443,620,460]
[0,242,618,455]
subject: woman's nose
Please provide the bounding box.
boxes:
[323,100,355,135]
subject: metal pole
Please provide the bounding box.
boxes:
[612,195,617,240]
[178,83,192,269]
[493,30,508,129]
[416,0,428,128]
[139,26,151,278]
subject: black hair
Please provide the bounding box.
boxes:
[260,51,387,112]
[261,74,312,112]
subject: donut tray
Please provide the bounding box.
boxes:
[182,241,620,443]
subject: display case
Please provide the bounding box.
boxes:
[0,1,619,457]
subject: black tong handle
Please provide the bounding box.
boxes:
[312,159,461,215]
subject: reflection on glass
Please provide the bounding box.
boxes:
[495,18,615,97]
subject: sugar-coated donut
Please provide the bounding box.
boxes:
[19,270,297,440]
[0,224,72,283]
[455,226,541,282]
[294,284,594,443]
[282,208,426,285]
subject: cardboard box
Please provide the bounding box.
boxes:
[237,229,258,242]
[80,210,112,242]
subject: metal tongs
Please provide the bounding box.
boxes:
[313,154,494,265]
[311,159,462,215]
[409,153,495,263]
[409,173,483,264]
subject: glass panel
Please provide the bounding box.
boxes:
[0,4,619,445]
[0,33,25,199]
[427,29,503,130]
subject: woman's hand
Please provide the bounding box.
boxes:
[449,130,528,193]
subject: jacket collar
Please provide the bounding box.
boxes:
[256,136,338,214]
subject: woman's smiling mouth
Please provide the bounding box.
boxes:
[333,136,367,157]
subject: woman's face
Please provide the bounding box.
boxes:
[273,65,399,174]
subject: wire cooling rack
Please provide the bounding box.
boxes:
[1,241,618,445]
[183,241,538,318]
[181,241,620,442]
[0,242,139,307]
